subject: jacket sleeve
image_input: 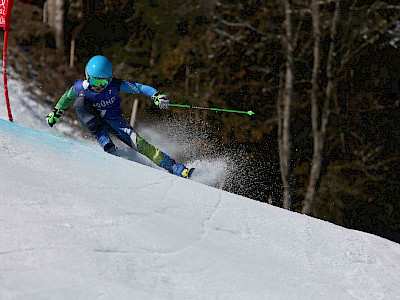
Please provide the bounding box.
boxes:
[119,80,157,98]
[55,86,78,110]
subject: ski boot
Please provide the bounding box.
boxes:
[171,162,190,178]
[159,155,191,178]
[169,162,195,178]
[95,129,116,153]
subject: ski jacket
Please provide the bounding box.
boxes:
[55,79,157,118]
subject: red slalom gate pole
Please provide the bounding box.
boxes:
[3,23,12,122]
[1,0,14,122]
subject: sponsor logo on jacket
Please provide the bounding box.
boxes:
[124,80,141,94]
[93,96,117,108]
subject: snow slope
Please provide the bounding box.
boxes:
[0,73,80,139]
[1,119,400,300]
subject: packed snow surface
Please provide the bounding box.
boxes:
[0,120,400,299]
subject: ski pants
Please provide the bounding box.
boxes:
[73,96,174,168]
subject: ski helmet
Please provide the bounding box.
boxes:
[85,55,113,88]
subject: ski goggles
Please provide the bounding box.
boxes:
[88,76,111,88]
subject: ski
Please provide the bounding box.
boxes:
[187,168,195,179]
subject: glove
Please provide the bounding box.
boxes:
[46,107,64,127]
[152,91,169,109]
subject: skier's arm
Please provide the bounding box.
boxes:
[46,86,77,127]
[119,80,169,109]
[55,86,78,110]
[119,80,157,97]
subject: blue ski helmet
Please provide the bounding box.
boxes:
[85,55,113,87]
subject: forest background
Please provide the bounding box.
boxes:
[4,0,400,243]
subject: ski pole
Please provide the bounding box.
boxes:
[155,102,255,116]
[53,124,62,137]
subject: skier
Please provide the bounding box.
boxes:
[46,55,190,178]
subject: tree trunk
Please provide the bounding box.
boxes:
[46,0,54,26]
[44,0,65,54]
[54,0,65,54]
[302,0,340,215]
[81,0,96,17]
[279,0,294,210]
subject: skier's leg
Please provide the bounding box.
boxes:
[101,115,138,149]
[137,135,190,177]
[104,116,190,177]
[136,135,190,177]
[73,97,102,134]
[73,97,115,152]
